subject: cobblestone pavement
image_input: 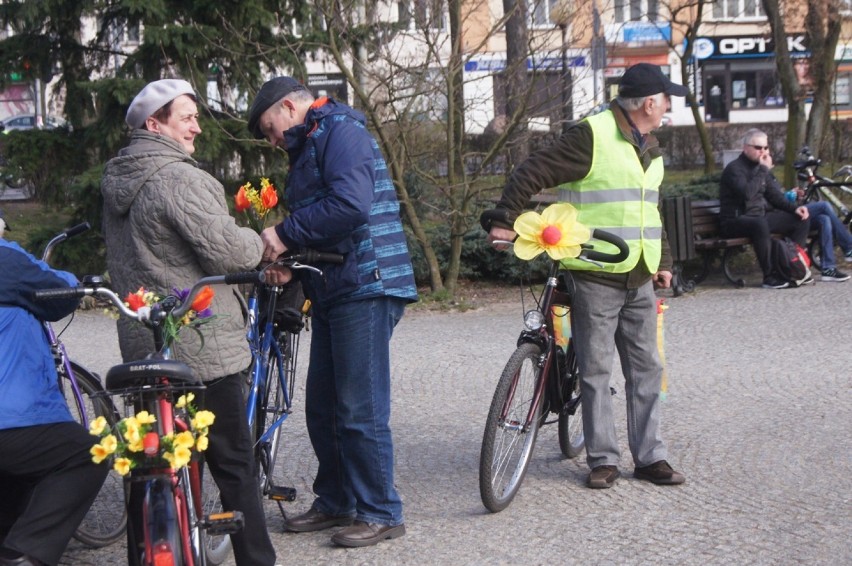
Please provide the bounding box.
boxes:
[58,279,851,565]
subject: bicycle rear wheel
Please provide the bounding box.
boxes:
[63,362,127,547]
[557,344,585,459]
[479,342,543,513]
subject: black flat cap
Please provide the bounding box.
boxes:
[247,76,309,139]
[619,63,689,98]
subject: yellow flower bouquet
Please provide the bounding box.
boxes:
[89,392,215,475]
[234,177,280,233]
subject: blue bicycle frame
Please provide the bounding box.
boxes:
[244,289,293,444]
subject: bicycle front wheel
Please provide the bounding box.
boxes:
[557,344,585,459]
[479,342,543,513]
[63,362,127,547]
[200,461,232,565]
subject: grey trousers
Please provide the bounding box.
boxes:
[570,276,669,469]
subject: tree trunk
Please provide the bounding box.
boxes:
[804,0,842,158]
[503,0,530,168]
[762,0,807,187]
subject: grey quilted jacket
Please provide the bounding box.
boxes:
[102,130,262,381]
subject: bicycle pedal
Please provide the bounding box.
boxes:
[267,484,297,502]
[203,510,245,535]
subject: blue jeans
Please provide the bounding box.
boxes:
[305,296,406,526]
[807,201,852,270]
[570,277,668,469]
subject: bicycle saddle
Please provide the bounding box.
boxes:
[106,358,199,391]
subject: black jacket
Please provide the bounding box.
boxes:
[719,153,797,219]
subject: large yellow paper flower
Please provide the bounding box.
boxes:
[114,457,132,476]
[192,410,215,430]
[88,416,108,436]
[513,202,590,260]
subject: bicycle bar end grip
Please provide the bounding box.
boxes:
[32,287,87,301]
[224,271,265,285]
[64,222,91,239]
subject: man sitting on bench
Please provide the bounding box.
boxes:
[719,128,810,289]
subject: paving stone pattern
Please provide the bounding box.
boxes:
[59,281,851,565]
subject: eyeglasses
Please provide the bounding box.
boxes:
[749,144,769,151]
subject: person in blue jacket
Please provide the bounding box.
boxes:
[0,214,108,566]
[247,77,418,548]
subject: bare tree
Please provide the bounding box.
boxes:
[762,0,842,186]
[305,0,576,296]
[665,0,717,173]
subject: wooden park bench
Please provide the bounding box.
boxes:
[663,197,757,295]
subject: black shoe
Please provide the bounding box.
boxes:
[284,508,354,532]
[634,460,685,485]
[587,465,620,489]
[0,555,43,566]
[331,521,406,547]
[761,276,790,289]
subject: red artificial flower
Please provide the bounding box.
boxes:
[234,186,251,212]
[190,286,215,313]
[124,289,146,312]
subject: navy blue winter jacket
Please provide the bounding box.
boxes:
[274,97,418,306]
[0,239,80,429]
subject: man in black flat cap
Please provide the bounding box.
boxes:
[480,63,687,490]
[247,78,417,548]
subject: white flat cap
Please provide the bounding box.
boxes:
[126,79,196,129]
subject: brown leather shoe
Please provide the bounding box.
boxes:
[284,508,354,532]
[331,521,406,547]
[634,460,685,485]
[587,465,620,489]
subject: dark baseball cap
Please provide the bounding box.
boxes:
[618,63,689,98]
[0,208,10,231]
[247,76,309,139]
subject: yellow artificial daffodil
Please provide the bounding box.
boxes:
[196,434,209,452]
[173,431,195,450]
[91,434,118,464]
[192,410,215,430]
[513,202,591,260]
[114,457,132,476]
[88,416,108,436]
[175,393,195,409]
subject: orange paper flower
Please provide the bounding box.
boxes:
[190,286,215,313]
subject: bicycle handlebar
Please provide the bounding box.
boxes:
[583,229,629,264]
[491,229,629,265]
[279,249,345,265]
[33,272,266,324]
[41,222,91,263]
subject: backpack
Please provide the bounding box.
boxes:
[771,237,812,286]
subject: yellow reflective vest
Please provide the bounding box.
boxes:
[557,111,664,273]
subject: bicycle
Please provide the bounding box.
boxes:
[794,146,852,267]
[39,222,126,547]
[244,249,343,518]
[478,228,628,513]
[35,271,262,566]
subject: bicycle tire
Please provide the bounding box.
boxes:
[199,461,232,565]
[63,362,127,547]
[479,342,543,513]
[557,344,585,459]
[254,335,292,497]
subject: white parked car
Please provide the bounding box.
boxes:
[0,113,67,132]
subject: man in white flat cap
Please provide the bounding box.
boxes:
[101,79,277,565]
